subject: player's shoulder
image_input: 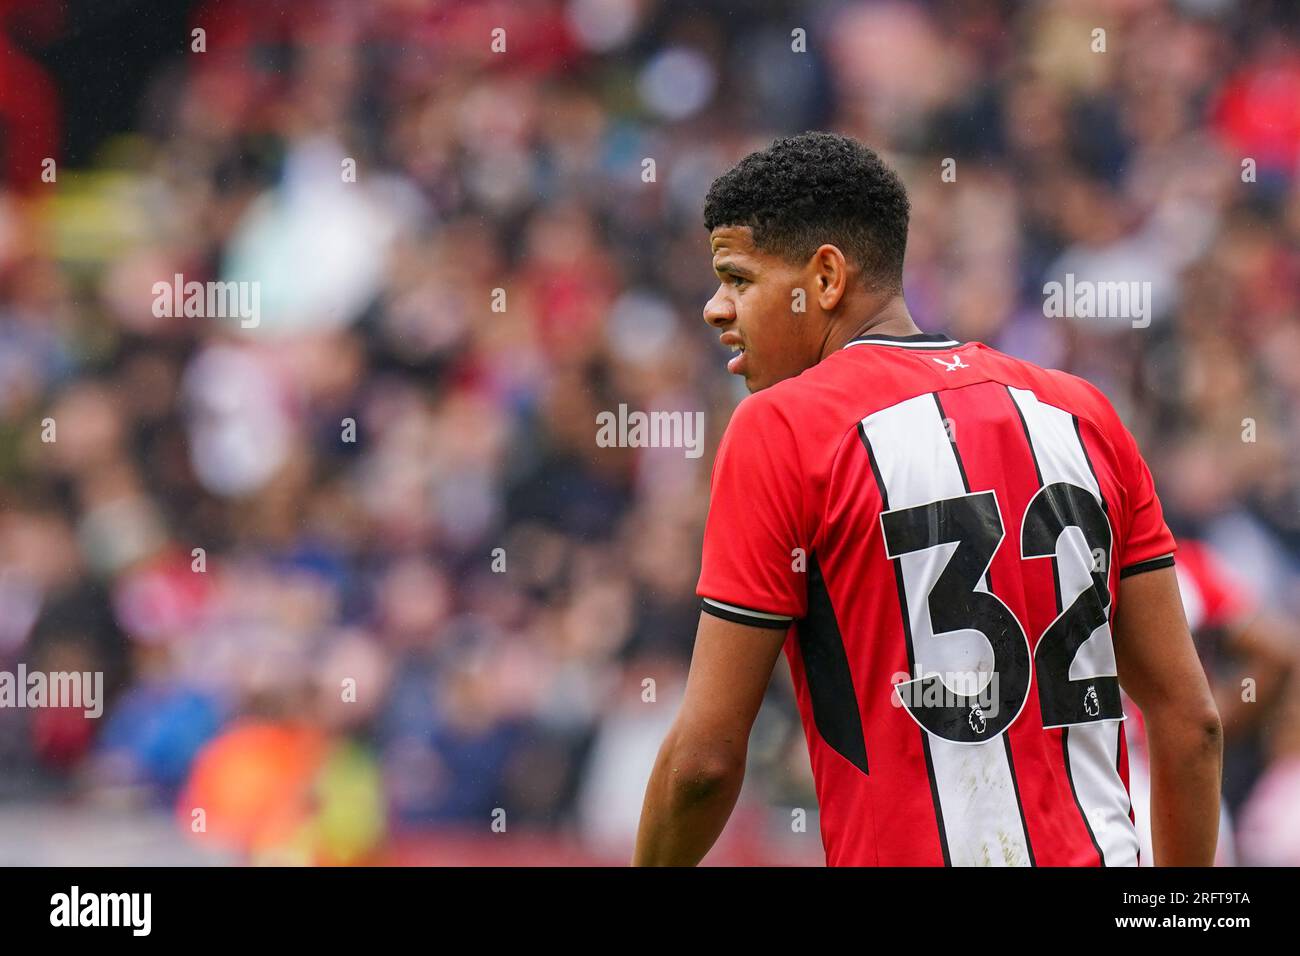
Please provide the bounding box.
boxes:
[739,334,984,445]
[718,360,864,469]
[977,343,1127,434]
[721,385,789,439]
[769,334,940,415]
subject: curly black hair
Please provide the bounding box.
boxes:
[703,132,910,292]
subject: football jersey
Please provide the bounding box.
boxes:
[697,330,1177,866]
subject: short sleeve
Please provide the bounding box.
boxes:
[1110,416,1177,579]
[696,394,809,628]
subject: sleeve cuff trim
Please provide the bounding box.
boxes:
[1120,553,1176,578]
[700,598,795,629]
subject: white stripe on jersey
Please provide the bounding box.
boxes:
[863,392,1032,867]
[1008,386,1138,866]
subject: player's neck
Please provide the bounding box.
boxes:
[821,296,920,360]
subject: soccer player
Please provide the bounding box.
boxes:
[632,132,1223,866]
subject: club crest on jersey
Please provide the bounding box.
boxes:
[934,354,969,372]
[1084,684,1100,717]
[969,706,987,735]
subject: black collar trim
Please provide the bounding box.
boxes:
[843,331,963,350]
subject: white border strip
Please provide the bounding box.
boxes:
[701,598,794,622]
[844,338,962,350]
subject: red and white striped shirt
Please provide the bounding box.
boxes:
[698,331,1175,866]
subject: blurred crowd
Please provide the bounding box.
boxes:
[1,0,1299,865]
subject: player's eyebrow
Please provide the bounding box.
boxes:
[713,259,753,279]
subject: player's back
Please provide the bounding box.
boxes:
[697,331,1177,865]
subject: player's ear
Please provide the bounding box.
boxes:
[810,243,848,311]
